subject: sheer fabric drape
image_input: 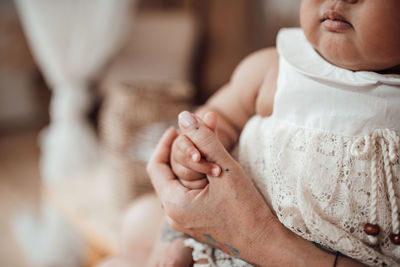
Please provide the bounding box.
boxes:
[15,0,134,183]
[13,1,135,266]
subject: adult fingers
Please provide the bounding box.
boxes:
[180,178,209,190]
[146,128,187,200]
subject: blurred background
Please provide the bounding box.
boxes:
[0,0,300,266]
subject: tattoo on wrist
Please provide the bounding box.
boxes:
[161,223,187,242]
[203,234,240,258]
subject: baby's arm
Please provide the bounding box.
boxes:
[196,47,279,149]
[170,47,279,189]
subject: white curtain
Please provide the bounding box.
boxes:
[13,1,136,266]
[15,0,135,184]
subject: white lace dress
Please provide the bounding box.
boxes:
[185,28,400,266]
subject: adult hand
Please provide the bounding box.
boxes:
[146,112,277,264]
[147,111,369,267]
[169,112,221,190]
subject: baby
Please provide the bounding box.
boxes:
[168,0,400,266]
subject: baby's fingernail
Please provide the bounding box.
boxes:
[211,166,221,177]
[179,111,197,129]
[191,152,200,162]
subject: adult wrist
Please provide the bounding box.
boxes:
[234,205,284,266]
[241,215,335,267]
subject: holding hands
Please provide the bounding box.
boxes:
[147,111,277,264]
[147,111,364,266]
[170,111,222,189]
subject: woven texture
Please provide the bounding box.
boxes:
[99,81,194,207]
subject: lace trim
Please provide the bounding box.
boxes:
[238,117,400,266]
[184,239,252,267]
[182,119,400,266]
[351,129,400,244]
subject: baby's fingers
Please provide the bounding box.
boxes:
[193,158,221,177]
[175,134,221,177]
[180,178,209,190]
[178,111,230,165]
[176,133,201,163]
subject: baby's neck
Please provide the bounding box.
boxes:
[376,65,400,75]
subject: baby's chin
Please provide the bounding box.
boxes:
[313,48,358,71]
[376,65,400,75]
[344,63,400,73]
[317,49,399,73]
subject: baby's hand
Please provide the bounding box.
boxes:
[170,111,222,189]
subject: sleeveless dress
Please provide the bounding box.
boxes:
[185,28,400,266]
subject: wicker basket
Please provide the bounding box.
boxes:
[99,80,194,207]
